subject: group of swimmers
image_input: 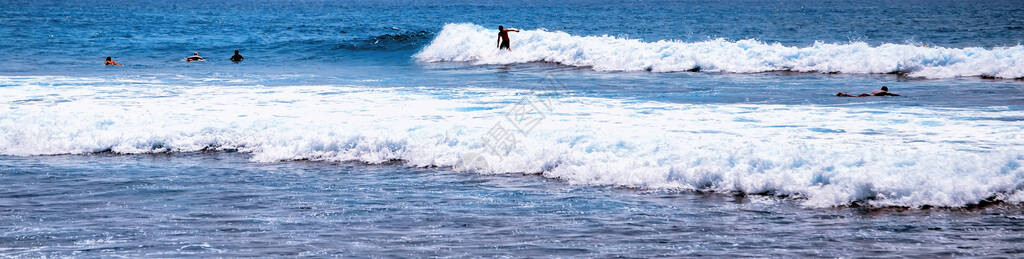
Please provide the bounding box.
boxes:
[105,26,902,98]
[104,49,245,66]
[101,25,524,65]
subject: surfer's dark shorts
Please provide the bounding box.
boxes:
[499,40,510,49]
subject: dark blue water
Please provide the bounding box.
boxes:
[4,0,1024,71]
[2,0,1024,257]
[4,0,1023,106]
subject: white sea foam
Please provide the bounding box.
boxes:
[415,23,1024,79]
[1,76,1023,208]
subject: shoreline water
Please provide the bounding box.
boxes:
[2,152,1023,257]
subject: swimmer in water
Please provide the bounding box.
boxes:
[186,52,204,62]
[836,86,900,97]
[104,56,122,66]
[496,25,519,50]
[230,49,243,63]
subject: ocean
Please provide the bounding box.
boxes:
[2,0,1023,257]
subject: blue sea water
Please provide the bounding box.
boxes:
[2,0,1024,257]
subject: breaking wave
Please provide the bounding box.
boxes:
[2,76,1023,208]
[415,23,1024,79]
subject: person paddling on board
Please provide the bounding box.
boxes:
[104,56,122,66]
[230,49,244,63]
[496,25,519,50]
[836,86,900,97]
[869,86,900,96]
[186,52,204,62]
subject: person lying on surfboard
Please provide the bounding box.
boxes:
[186,52,204,62]
[104,56,122,66]
[836,86,900,97]
[496,25,519,50]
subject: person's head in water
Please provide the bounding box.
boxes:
[881,86,889,91]
[230,49,244,63]
[498,25,504,31]
[104,56,122,66]
[193,52,199,56]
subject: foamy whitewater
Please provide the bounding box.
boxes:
[416,24,1024,79]
[2,76,1022,208]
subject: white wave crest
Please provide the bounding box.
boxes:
[415,23,1024,79]
[2,76,1023,208]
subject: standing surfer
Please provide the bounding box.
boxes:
[496,25,519,50]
